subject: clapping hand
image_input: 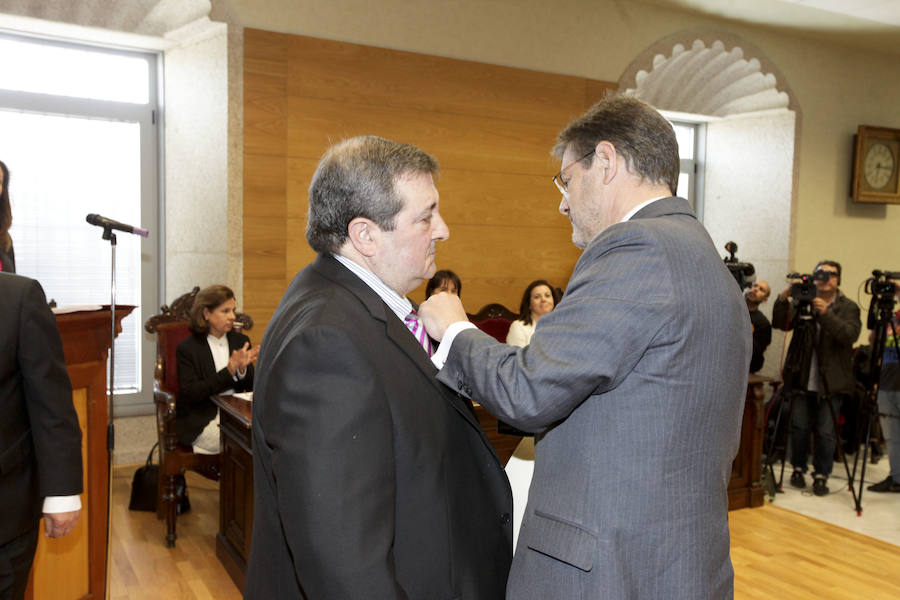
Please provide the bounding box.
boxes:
[228,342,260,376]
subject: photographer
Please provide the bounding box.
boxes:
[773,260,861,496]
[746,280,772,373]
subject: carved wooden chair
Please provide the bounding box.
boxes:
[144,287,254,547]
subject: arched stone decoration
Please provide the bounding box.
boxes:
[0,0,212,37]
[620,35,795,117]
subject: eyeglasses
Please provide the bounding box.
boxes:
[552,149,595,196]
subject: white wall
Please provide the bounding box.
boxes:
[163,23,231,302]
[705,110,795,378]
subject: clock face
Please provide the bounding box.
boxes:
[864,142,895,190]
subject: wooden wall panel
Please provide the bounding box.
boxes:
[437,170,568,226]
[285,35,589,127]
[586,80,619,106]
[244,30,617,333]
[286,96,561,173]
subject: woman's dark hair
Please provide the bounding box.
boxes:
[518,279,555,325]
[0,160,12,252]
[425,269,462,299]
[189,285,236,334]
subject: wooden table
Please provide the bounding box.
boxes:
[728,374,772,510]
[212,394,254,593]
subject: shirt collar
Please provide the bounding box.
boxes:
[333,253,413,320]
[207,333,229,346]
[620,196,668,223]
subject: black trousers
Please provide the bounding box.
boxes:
[0,525,39,600]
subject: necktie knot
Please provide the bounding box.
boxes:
[405,310,432,356]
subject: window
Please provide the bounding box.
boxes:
[667,118,707,221]
[0,33,160,415]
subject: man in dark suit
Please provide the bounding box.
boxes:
[421,96,751,599]
[0,273,83,599]
[244,136,512,599]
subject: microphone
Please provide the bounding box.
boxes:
[85,214,149,237]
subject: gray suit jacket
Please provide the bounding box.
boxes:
[439,197,751,599]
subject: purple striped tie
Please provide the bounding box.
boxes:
[404,309,432,356]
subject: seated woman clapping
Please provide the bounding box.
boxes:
[176,285,258,454]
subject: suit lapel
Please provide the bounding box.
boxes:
[191,334,217,379]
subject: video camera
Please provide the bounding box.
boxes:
[723,241,755,290]
[864,269,900,329]
[786,271,831,303]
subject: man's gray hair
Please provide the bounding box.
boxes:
[553,95,679,196]
[306,136,439,254]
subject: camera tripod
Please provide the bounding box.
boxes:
[762,300,857,504]
[845,273,899,514]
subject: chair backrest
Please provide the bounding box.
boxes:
[467,302,518,322]
[467,302,517,344]
[156,323,192,396]
[473,317,513,343]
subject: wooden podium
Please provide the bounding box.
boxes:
[26,306,133,600]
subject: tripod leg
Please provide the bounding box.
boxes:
[762,388,793,496]
[854,412,875,515]
[823,393,861,508]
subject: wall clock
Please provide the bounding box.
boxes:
[852,125,900,204]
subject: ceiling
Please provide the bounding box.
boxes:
[1,1,900,56]
[644,0,900,55]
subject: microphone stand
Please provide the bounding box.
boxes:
[96,224,116,600]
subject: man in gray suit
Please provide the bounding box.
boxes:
[420,96,751,599]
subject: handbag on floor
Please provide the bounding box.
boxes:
[129,442,159,512]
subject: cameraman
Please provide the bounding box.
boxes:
[773,260,861,496]
[746,280,772,373]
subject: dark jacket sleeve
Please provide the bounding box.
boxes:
[749,314,772,373]
[19,278,83,498]
[228,331,255,393]
[818,297,861,347]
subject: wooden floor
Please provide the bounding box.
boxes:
[110,468,241,600]
[109,467,900,599]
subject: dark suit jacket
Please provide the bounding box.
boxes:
[439,198,751,599]
[0,273,82,545]
[175,331,254,447]
[244,254,512,600]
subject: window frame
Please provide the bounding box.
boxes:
[0,31,163,416]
